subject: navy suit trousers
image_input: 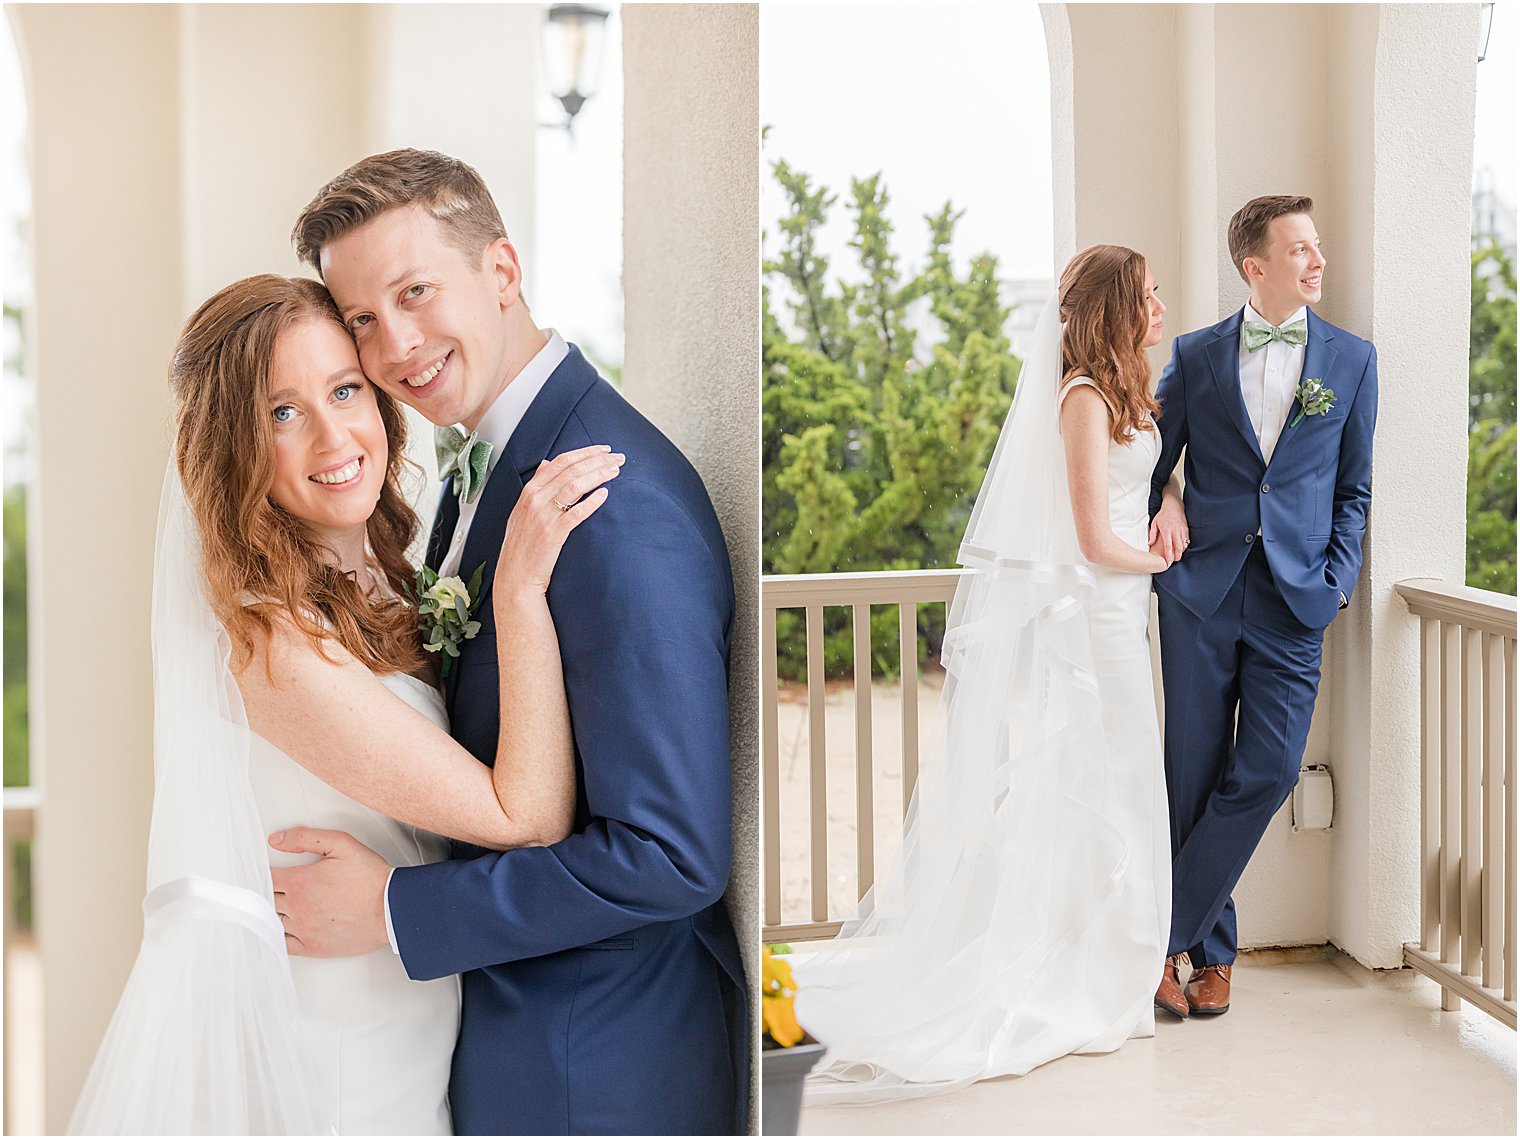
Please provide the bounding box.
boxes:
[1156,543,1325,964]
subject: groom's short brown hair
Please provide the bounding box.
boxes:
[1228,195,1314,282]
[292,148,508,276]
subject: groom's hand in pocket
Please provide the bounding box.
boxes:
[269,828,391,957]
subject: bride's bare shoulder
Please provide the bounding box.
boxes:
[231,602,358,694]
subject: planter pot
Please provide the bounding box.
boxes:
[760,1040,827,1135]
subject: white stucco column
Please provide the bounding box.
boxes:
[621,2,759,1123]
[1060,5,1184,319]
[177,4,372,305]
[12,8,182,1128]
[1326,3,1477,967]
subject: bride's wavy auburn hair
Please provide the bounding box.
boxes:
[170,275,428,677]
[1058,244,1161,443]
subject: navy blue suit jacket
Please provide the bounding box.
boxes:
[388,346,748,1134]
[1149,309,1378,628]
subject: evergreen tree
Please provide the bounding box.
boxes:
[1468,238,1517,594]
[764,160,1022,677]
[3,485,27,787]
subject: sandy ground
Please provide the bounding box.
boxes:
[772,669,948,926]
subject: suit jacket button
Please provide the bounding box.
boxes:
[1261,483,1271,493]
[1245,534,1255,544]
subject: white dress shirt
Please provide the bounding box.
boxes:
[1237,300,1307,466]
[438,328,570,578]
[384,327,568,955]
[1236,303,1341,605]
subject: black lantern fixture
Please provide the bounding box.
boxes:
[542,4,610,133]
[1478,2,1494,62]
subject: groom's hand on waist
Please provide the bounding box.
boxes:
[270,828,391,957]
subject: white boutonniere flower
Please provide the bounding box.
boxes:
[412,563,486,679]
[1291,377,1336,427]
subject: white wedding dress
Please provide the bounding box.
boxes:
[249,671,460,1136]
[69,473,463,1136]
[796,303,1169,1104]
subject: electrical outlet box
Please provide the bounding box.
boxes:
[1293,763,1333,832]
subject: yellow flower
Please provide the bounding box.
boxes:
[762,945,805,1048]
[763,991,805,1048]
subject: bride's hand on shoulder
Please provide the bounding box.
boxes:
[495,444,624,604]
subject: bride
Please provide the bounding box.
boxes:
[68,275,620,1134]
[796,245,1180,1102]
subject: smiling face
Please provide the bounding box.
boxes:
[266,318,388,547]
[319,205,521,432]
[1142,265,1166,349]
[1244,213,1325,320]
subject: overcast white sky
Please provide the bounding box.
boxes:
[534,4,624,378]
[762,3,1055,283]
[1475,3,1518,205]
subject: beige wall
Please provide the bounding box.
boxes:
[1046,3,1477,965]
[13,8,181,1128]
[11,5,541,1127]
[177,5,369,305]
[621,3,760,1127]
[362,4,541,283]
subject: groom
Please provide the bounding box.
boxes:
[272,150,748,1134]
[1148,195,1377,1018]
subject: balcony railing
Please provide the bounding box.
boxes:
[1396,580,1517,1028]
[761,569,962,941]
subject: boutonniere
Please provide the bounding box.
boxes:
[1290,377,1336,427]
[412,562,486,679]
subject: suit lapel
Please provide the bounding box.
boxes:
[1268,310,1340,468]
[1206,310,1265,466]
[454,344,604,615]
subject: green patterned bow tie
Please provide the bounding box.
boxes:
[434,426,493,505]
[1242,318,1308,352]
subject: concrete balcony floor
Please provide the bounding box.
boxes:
[798,948,1516,1136]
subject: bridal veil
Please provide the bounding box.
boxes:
[67,469,331,1134]
[795,298,1134,1102]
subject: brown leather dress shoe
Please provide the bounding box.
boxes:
[1155,952,1190,1018]
[1184,962,1232,1016]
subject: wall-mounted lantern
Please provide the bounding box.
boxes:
[541,4,611,134]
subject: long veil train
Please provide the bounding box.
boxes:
[67,469,332,1135]
[795,298,1152,1103]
